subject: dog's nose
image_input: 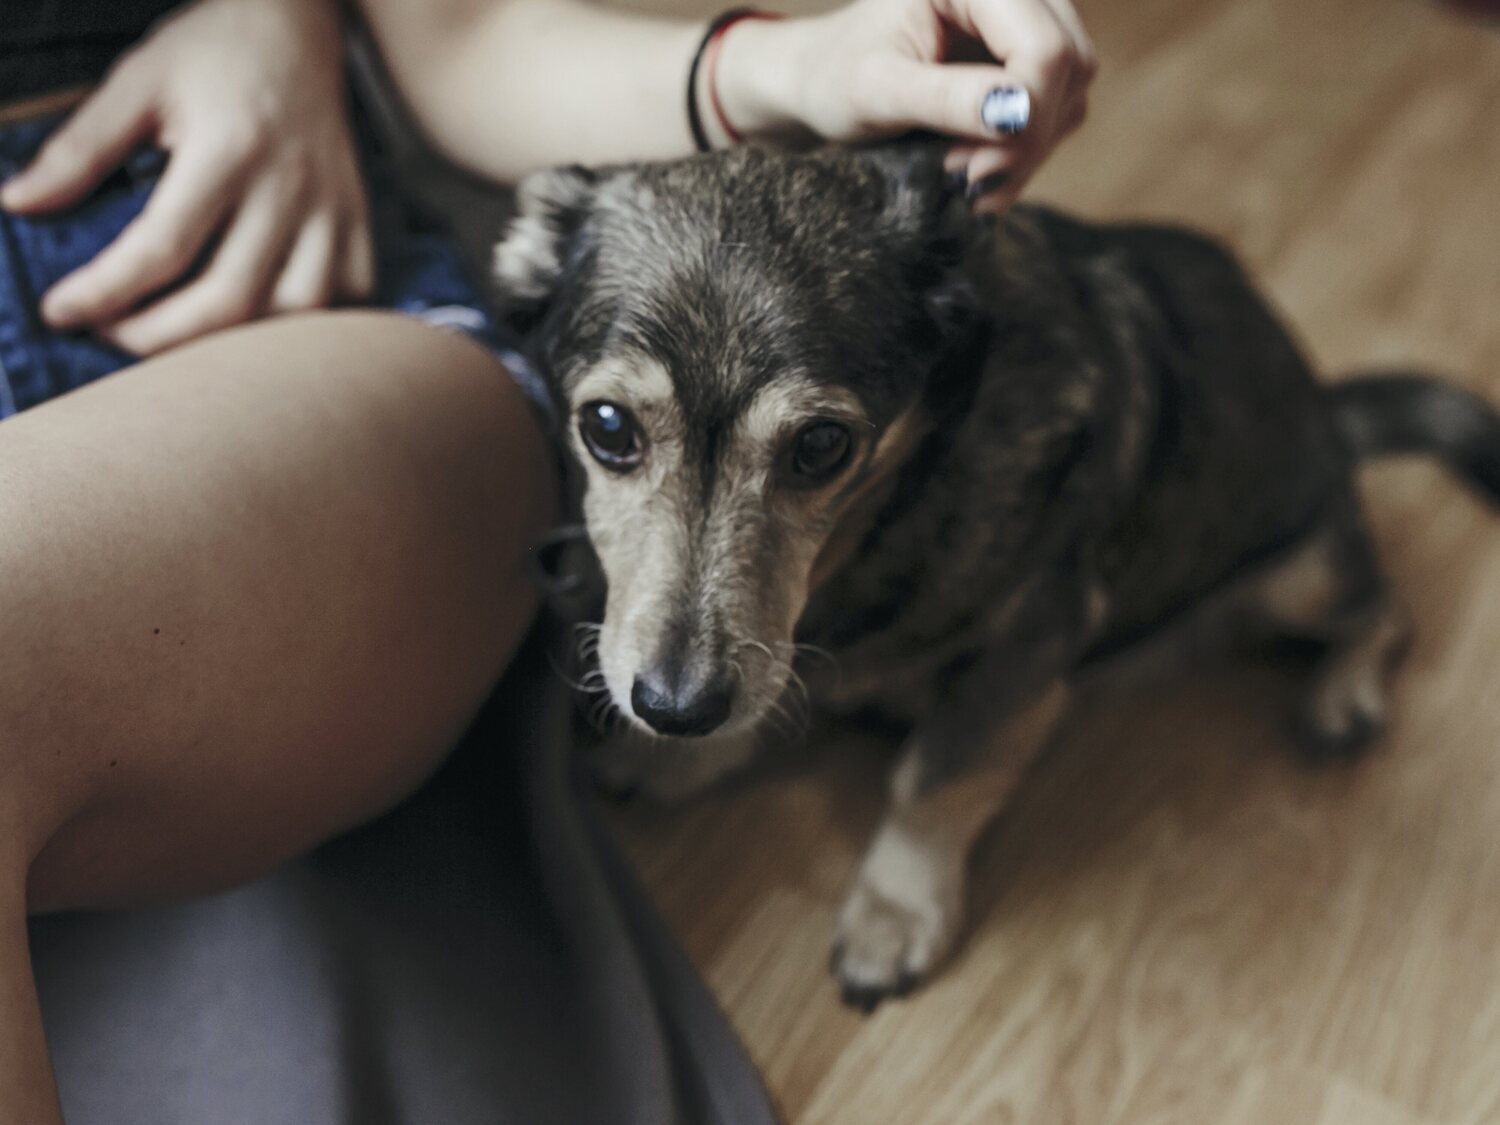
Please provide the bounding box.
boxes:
[631,673,733,737]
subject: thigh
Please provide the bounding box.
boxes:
[0,311,556,911]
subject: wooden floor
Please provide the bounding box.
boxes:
[605,1,1500,1120]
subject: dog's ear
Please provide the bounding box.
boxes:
[859,138,967,250]
[859,140,980,341]
[492,164,599,330]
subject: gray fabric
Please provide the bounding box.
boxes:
[31,623,780,1124]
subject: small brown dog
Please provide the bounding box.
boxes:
[495,142,1500,1009]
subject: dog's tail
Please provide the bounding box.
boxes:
[1331,372,1500,506]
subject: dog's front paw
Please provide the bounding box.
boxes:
[830,855,962,1013]
[1295,683,1384,760]
[1294,645,1397,761]
[590,731,757,804]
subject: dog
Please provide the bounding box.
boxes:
[492,141,1500,1011]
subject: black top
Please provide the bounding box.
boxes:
[1,1,181,103]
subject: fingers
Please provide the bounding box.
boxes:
[861,58,1033,143]
[245,200,373,322]
[0,66,156,214]
[924,0,1094,183]
[1037,0,1096,137]
[101,175,300,356]
[41,135,368,346]
[937,141,1021,214]
[102,208,365,356]
[910,0,1096,214]
[944,145,977,176]
[267,212,338,315]
[317,145,373,306]
[965,0,1073,137]
[39,139,246,328]
[963,148,1024,214]
[1039,0,1098,81]
[334,203,376,303]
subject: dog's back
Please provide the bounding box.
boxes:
[798,202,1356,701]
[1026,209,1356,655]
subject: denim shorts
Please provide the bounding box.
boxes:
[0,106,550,422]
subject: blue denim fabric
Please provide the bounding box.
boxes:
[0,108,550,422]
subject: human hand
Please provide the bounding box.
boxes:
[0,0,373,356]
[716,0,1096,213]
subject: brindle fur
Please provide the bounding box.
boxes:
[494,142,1500,1010]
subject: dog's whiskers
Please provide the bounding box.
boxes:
[559,621,619,731]
[731,635,813,739]
[586,690,621,734]
[548,652,608,694]
[763,642,815,709]
[734,638,777,665]
[765,693,807,740]
[789,641,840,673]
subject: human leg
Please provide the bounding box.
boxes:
[0,310,555,1114]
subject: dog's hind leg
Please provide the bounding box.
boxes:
[831,678,1071,1011]
[1249,508,1412,758]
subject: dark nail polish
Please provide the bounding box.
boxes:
[965,170,1011,200]
[981,86,1031,136]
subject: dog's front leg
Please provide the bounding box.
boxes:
[831,678,1071,1010]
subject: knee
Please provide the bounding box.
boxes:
[349,313,561,632]
[287,310,560,548]
[0,753,79,890]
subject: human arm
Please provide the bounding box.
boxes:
[355,0,704,177]
[356,0,1094,210]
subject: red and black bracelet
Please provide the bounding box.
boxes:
[686,8,783,152]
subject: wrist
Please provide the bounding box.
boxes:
[711,14,812,144]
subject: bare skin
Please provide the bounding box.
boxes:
[0,311,556,1118]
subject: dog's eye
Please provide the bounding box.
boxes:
[579,401,644,471]
[789,421,852,484]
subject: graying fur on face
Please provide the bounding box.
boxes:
[494,140,1500,1008]
[497,145,980,736]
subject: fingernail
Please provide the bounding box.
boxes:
[981,86,1031,136]
[0,176,25,208]
[965,170,1010,200]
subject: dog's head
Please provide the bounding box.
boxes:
[495,143,980,739]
